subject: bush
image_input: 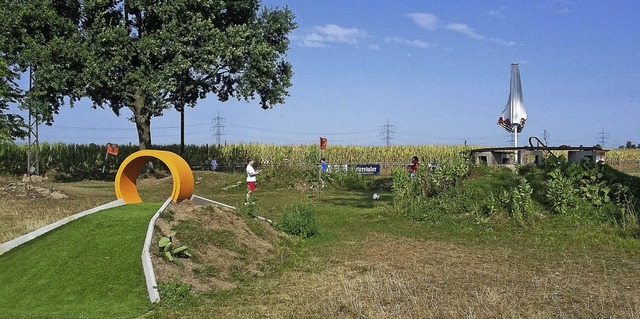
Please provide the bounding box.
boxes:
[277,201,319,238]
[544,168,581,215]
[326,168,371,191]
[500,178,533,225]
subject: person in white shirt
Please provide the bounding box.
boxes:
[210,158,218,171]
[246,158,261,202]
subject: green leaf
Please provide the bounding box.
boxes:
[158,237,170,248]
[172,245,189,255]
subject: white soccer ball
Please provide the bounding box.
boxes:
[372,193,380,200]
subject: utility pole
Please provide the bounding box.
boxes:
[27,65,39,177]
[380,119,395,146]
[596,129,608,147]
[180,107,185,156]
[211,111,225,145]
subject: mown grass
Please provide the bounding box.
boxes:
[0,203,160,319]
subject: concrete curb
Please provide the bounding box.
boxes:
[141,197,172,303]
[142,195,238,303]
[190,194,237,210]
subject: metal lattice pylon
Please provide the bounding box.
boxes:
[27,65,39,177]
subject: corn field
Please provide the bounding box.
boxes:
[2,142,638,178]
[604,149,640,167]
[0,142,471,177]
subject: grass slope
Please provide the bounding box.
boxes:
[148,189,640,319]
[0,203,160,318]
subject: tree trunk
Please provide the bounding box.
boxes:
[133,93,152,150]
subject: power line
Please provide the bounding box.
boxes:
[225,121,377,136]
[380,119,395,146]
[596,129,608,147]
[211,111,225,146]
[27,65,39,176]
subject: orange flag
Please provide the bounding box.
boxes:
[107,144,119,156]
[320,137,327,150]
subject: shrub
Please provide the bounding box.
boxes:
[425,156,470,196]
[277,201,319,238]
[544,168,580,215]
[327,168,371,191]
[391,166,423,205]
[500,178,533,224]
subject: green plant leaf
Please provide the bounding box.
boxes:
[172,245,189,255]
[158,237,170,248]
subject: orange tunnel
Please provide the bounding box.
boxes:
[114,150,194,203]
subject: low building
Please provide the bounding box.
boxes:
[470,146,608,166]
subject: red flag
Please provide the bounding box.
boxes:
[320,137,327,150]
[107,144,119,156]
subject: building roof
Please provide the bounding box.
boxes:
[470,146,609,153]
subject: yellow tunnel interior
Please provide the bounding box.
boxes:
[114,150,194,203]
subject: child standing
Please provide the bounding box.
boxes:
[246,158,261,202]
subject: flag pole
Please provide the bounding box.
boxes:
[102,143,110,173]
[318,149,322,182]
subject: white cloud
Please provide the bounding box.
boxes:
[385,37,432,49]
[407,11,516,48]
[538,0,574,14]
[447,23,516,47]
[407,12,439,30]
[293,24,367,47]
[487,9,505,18]
[447,23,485,40]
[489,37,517,47]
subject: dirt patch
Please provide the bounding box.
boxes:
[0,180,69,200]
[151,200,288,293]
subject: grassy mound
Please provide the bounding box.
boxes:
[152,200,290,295]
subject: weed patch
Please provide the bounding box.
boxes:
[276,201,319,238]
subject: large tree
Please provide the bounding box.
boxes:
[3,0,295,149]
[0,57,28,142]
[1,0,90,141]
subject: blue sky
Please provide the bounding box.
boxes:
[11,0,640,148]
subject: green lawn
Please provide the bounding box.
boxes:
[0,203,160,319]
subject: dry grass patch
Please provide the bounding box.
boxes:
[0,177,115,243]
[199,234,640,319]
